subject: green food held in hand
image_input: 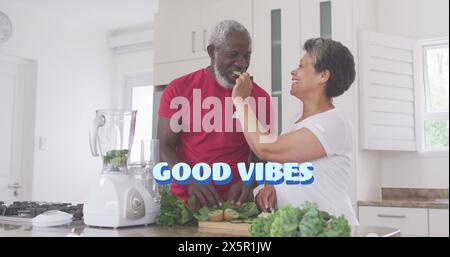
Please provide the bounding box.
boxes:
[249,201,351,237]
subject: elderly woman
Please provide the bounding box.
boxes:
[232,38,358,225]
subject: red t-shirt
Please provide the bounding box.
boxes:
[158,68,272,201]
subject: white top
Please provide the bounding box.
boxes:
[256,108,359,226]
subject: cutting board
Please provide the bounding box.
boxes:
[198,221,251,236]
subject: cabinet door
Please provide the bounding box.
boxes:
[429,209,449,237]
[252,0,301,133]
[358,206,429,236]
[154,0,201,64]
[199,0,254,59]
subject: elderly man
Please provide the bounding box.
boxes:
[157,20,272,208]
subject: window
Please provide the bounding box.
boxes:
[271,9,282,134]
[320,1,332,39]
[122,72,159,163]
[128,85,154,163]
[420,42,449,152]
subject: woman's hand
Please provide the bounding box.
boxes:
[232,73,253,101]
[255,185,277,212]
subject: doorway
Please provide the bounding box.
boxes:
[0,53,37,202]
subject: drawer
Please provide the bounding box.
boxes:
[358,206,428,236]
[429,209,449,237]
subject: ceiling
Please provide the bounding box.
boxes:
[3,0,159,30]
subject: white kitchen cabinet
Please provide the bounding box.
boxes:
[358,206,429,236]
[154,0,253,85]
[154,1,201,64]
[199,0,253,58]
[429,209,449,237]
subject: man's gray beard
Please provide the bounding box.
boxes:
[213,64,234,89]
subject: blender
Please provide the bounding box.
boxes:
[84,109,160,228]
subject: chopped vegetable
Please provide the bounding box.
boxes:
[191,202,259,223]
[208,210,224,222]
[156,185,260,226]
[224,209,240,221]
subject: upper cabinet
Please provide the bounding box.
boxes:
[154,0,253,85]
[154,1,201,64]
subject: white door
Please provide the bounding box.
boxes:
[0,54,26,202]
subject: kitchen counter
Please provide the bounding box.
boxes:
[0,221,400,237]
[358,188,449,209]
[358,199,449,209]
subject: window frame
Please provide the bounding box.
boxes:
[414,37,449,156]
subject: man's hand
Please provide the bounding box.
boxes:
[232,72,253,101]
[188,183,223,209]
[255,185,277,212]
[226,180,254,205]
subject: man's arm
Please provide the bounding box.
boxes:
[157,116,181,168]
[157,116,222,208]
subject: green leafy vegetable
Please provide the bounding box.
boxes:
[156,185,196,226]
[249,201,351,237]
[249,213,275,237]
[193,207,210,222]
[270,206,301,237]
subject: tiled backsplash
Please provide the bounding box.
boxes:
[382,188,449,201]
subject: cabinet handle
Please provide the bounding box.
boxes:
[191,31,196,53]
[8,183,21,189]
[203,29,207,51]
[377,214,406,219]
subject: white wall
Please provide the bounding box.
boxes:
[376,0,449,39]
[351,0,383,201]
[0,3,113,203]
[376,0,449,189]
[329,0,383,202]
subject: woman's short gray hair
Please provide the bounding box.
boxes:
[304,38,356,98]
[208,20,251,48]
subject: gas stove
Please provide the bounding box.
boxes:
[0,201,83,225]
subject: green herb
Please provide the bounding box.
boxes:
[236,202,259,220]
[249,201,351,237]
[193,207,210,222]
[156,185,196,226]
